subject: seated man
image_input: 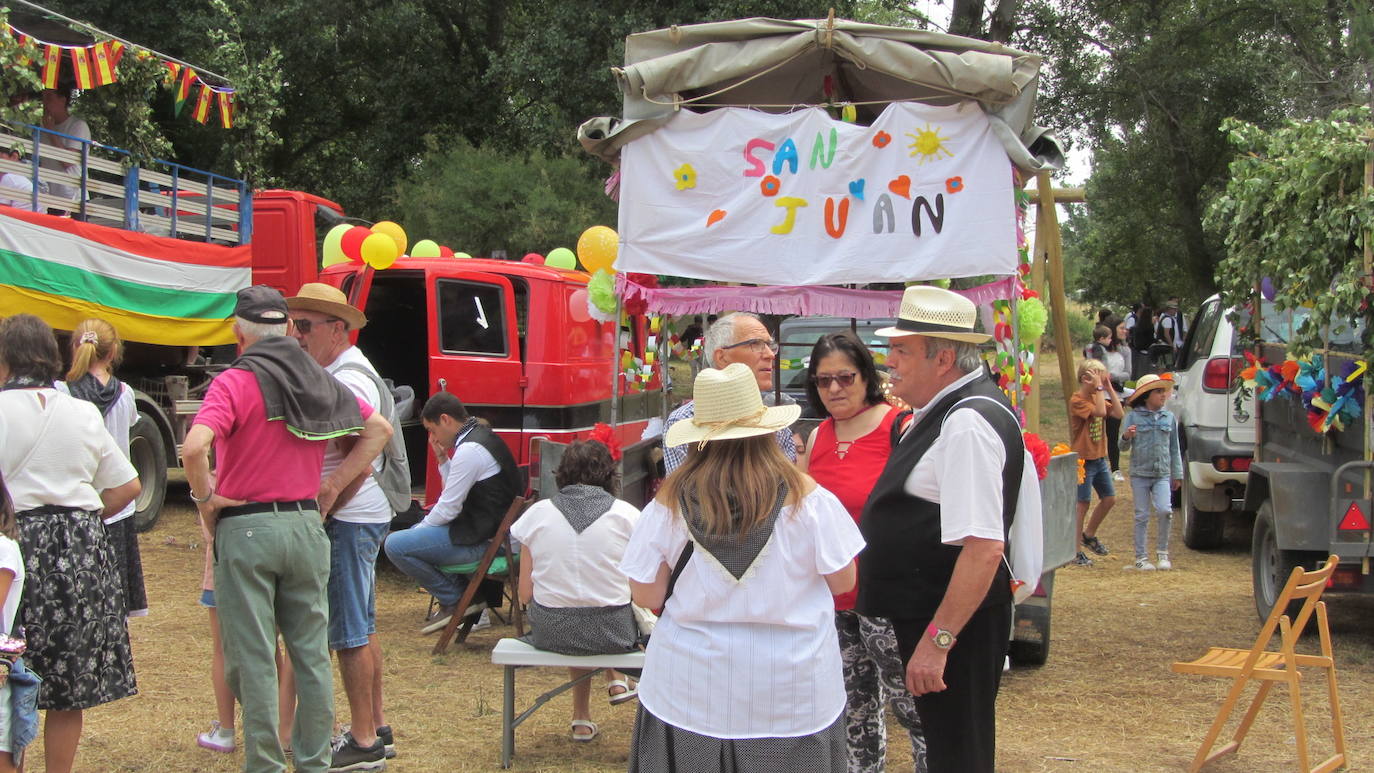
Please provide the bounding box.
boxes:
[0,145,37,210]
[384,392,521,634]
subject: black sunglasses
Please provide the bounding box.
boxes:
[812,371,858,389]
[292,317,342,334]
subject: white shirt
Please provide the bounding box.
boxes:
[509,496,640,607]
[323,347,392,524]
[0,535,24,635]
[55,379,139,523]
[619,486,864,739]
[419,425,501,528]
[41,114,91,200]
[0,388,136,513]
[0,172,36,210]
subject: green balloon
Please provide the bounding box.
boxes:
[453,251,473,260]
[411,239,441,258]
[546,247,578,270]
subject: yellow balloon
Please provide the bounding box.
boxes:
[371,221,407,256]
[361,232,400,270]
[411,239,441,258]
[322,223,351,267]
[577,225,619,274]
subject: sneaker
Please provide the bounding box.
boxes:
[1112,470,1124,482]
[1081,534,1110,556]
[420,601,488,635]
[376,725,396,759]
[1126,557,1157,571]
[469,608,492,632]
[329,732,386,772]
[1070,551,1094,567]
[196,720,235,753]
[1156,553,1172,571]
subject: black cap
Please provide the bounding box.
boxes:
[234,285,289,324]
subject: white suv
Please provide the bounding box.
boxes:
[1171,295,1255,549]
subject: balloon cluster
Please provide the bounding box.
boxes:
[322,220,470,269]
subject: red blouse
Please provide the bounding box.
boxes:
[808,405,899,610]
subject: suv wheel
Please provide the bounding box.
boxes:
[1180,477,1225,549]
[1250,501,1322,621]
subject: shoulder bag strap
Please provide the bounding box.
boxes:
[660,541,695,610]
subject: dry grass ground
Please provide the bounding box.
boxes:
[31,353,1374,771]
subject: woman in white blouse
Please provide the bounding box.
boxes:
[620,363,865,773]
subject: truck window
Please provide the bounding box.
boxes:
[437,280,508,356]
[1182,300,1221,369]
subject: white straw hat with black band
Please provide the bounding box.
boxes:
[875,285,991,344]
[665,363,801,449]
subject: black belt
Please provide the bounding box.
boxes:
[17,504,89,517]
[217,499,319,520]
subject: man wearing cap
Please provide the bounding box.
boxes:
[662,312,795,473]
[856,285,1039,773]
[286,283,398,770]
[183,286,393,773]
[1156,297,1186,367]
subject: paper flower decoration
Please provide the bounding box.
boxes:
[1023,432,1051,480]
[1016,297,1049,342]
[674,164,697,190]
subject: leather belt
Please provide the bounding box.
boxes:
[217,499,319,520]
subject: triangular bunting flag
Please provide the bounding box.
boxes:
[40,45,61,89]
[217,90,234,129]
[192,83,214,124]
[69,46,95,90]
[92,41,121,86]
[175,66,196,116]
[165,61,181,85]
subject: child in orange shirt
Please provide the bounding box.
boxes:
[1068,359,1124,566]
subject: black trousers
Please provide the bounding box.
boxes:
[891,602,1011,773]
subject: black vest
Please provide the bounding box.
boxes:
[447,425,522,546]
[855,375,1023,620]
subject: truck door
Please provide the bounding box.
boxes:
[425,266,526,466]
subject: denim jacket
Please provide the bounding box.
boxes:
[1120,406,1183,480]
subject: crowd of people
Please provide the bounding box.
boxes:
[0,282,1071,773]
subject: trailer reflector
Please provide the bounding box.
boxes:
[1338,501,1370,531]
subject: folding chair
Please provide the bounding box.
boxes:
[1171,554,1346,773]
[432,496,530,655]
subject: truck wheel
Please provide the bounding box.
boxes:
[1250,502,1320,622]
[1008,572,1052,666]
[129,412,168,533]
[1181,479,1225,549]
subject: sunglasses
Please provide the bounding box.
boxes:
[721,337,779,354]
[292,317,342,334]
[812,371,858,389]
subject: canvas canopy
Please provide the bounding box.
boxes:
[579,16,1064,174]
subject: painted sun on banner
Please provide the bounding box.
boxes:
[617,101,1017,285]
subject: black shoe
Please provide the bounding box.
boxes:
[376,725,396,759]
[1081,534,1110,556]
[329,732,386,772]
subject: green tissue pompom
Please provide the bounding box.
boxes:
[589,269,617,313]
[1017,297,1048,342]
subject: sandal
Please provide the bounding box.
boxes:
[607,678,639,706]
[570,719,599,742]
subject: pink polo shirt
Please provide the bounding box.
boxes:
[193,368,373,502]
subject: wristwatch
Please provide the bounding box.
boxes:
[926,624,957,650]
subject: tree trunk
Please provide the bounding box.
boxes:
[949,0,986,38]
[989,0,1020,42]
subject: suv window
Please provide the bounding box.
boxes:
[437,280,507,356]
[1181,299,1221,369]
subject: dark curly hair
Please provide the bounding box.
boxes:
[0,314,61,385]
[554,440,619,495]
[804,330,885,419]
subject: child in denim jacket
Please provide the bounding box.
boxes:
[1120,374,1183,570]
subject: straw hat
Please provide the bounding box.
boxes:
[286,282,367,331]
[875,285,991,343]
[665,363,801,449]
[1129,373,1173,405]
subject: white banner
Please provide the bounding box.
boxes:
[618,102,1017,285]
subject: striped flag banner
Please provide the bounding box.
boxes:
[174,67,196,115]
[218,90,234,129]
[69,46,95,89]
[92,41,124,85]
[40,45,61,88]
[193,83,214,124]
[0,208,249,345]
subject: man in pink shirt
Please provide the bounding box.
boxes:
[183,286,391,773]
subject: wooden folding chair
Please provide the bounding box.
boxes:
[432,496,529,655]
[1171,554,1346,773]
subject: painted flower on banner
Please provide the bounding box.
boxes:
[760,175,781,197]
[872,131,892,148]
[674,164,697,190]
[908,124,954,164]
[946,176,964,193]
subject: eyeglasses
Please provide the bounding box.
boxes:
[721,338,779,354]
[812,371,859,389]
[292,317,342,334]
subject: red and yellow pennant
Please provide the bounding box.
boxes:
[69,46,95,89]
[192,82,214,124]
[174,66,196,116]
[217,90,234,129]
[40,44,61,88]
[91,40,124,86]
[164,60,181,85]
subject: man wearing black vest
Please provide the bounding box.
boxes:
[857,286,1030,773]
[383,392,520,635]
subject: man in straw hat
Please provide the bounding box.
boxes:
[855,285,1039,773]
[663,312,796,473]
[286,283,401,769]
[183,286,392,773]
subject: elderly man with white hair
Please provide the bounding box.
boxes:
[662,312,796,473]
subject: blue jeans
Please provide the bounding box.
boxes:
[1130,476,1173,559]
[326,520,388,650]
[382,524,488,607]
[1076,457,1115,502]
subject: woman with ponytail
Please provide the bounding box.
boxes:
[56,319,148,618]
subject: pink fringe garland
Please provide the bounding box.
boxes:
[615,275,1018,318]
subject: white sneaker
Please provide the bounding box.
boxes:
[197,720,235,753]
[1113,470,1124,482]
[470,609,492,632]
[1125,558,1156,571]
[1157,553,1172,570]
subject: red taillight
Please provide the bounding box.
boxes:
[1328,567,1362,590]
[1212,456,1251,472]
[1202,356,1242,391]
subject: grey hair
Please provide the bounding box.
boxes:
[924,338,984,374]
[234,317,289,340]
[703,312,761,367]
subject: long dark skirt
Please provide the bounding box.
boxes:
[18,508,137,711]
[104,517,149,617]
[629,705,847,773]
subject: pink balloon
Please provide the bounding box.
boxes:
[522,252,544,264]
[569,289,591,323]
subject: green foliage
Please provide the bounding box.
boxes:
[1209,108,1374,363]
[0,10,41,104]
[1065,307,1094,349]
[392,139,617,258]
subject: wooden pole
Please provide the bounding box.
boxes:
[1026,186,1086,204]
[1037,171,1076,409]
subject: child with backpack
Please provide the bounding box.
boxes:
[1120,374,1183,570]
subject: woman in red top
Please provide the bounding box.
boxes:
[800,331,927,773]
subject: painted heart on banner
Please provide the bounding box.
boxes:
[848,179,865,200]
[888,175,911,199]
